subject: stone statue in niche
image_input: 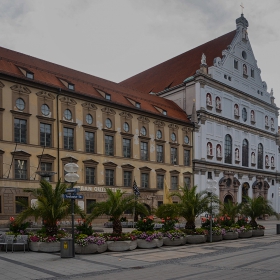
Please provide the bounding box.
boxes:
[234,104,239,116]
[251,110,255,121]
[271,118,274,128]
[265,116,268,126]
[235,148,239,161]
[201,53,207,65]
[271,157,275,167]
[206,93,212,106]
[251,152,255,164]
[207,142,212,156]
[216,97,221,110]
[243,64,247,75]
[265,155,269,166]
[242,28,248,40]
[216,145,221,158]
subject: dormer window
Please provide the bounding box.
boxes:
[162,110,167,116]
[135,102,141,108]
[105,94,111,101]
[26,72,34,79]
[234,60,238,70]
[68,83,75,90]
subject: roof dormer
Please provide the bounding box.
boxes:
[154,105,167,116]
[126,97,141,109]
[58,78,75,90]
[18,66,34,80]
[95,88,111,101]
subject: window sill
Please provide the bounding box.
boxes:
[207,155,214,159]
[216,108,222,113]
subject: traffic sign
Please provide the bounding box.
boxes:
[63,194,84,199]
[65,188,80,193]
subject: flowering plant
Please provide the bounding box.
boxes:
[103,233,137,241]
[222,226,241,233]
[201,217,219,228]
[236,216,250,227]
[76,219,93,236]
[163,230,186,240]
[253,224,265,230]
[135,216,154,232]
[75,234,106,247]
[238,225,252,232]
[9,216,30,235]
[209,226,223,236]
[28,229,68,242]
[132,230,163,242]
[160,217,179,232]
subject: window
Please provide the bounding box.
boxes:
[257,143,263,169]
[26,72,34,79]
[124,171,132,187]
[40,162,52,181]
[242,108,247,122]
[171,133,176,142]
[158,201,163,207]
[242,139,249,167]
[64,109,72,120]
[86,114,93,125]
[141,173,149,188]
[224,134,232,164]
[85,131,95,153]
[184,136,189,144]
[140,126,147,136]
[242,51,247,59]
[86,167,95,184]
[105,169,114,186]
[157,174,164,189]
[135,102,141,108]
[40,123,51,147]
[105,135,114,156]
[234,60,238,69]
[184,150,190,166]
[156,145,163,163]
[41,104,50,116]
[105,93,111,100]
[171,147,177,164]
[141,142,148,160]
[207,172,212,179]
[63,127,74,150]
[162,110,167,115]
[156,130,162,139]
[123,138,131,158]
[15,196,28,213]
[171,176,178,190]
[86,199,96,214]
[16,98,25,110]
[105,118,112,129]
[251,69,254,78]
[184,177,190,188]
[15,160,27,179]
[68,83,75,90]
[123,122,129,132]
[14,118,27,143]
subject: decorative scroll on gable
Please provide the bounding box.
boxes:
[101,107,116,115]
[182,126,192,132]
[10,84,31,94]
[81,102,97,111]
[168,124,179,130]
[154,120,165,127]
[119,112,133,120]
[137,116,150,123]
[59,96,77,105]
[36,91,55,100]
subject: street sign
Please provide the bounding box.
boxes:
[63,194,84,199]
[65,188,80,193]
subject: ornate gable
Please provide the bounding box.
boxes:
[81,102,97,111]
[10,84,31,94]
[36,91,55,100]
[59,96,77,105]
[101,107,116,115]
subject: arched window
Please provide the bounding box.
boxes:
[242,139,249,167]
[224,134,232,164]
[257,143,263,169]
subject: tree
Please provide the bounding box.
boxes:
[90,189,148,235]
[16,180,82,235]
[241,196,279,228]
[171,186,219,229]
[219,200,242,225]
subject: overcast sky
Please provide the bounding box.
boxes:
[1,0,280,105]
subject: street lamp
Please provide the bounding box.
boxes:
[64,162,79,257]
[206,179,217,243]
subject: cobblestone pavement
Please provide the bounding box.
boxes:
[0,219,280,280]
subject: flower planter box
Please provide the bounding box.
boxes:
[238,230,252,238]
[206,235,222,242]
[29,242,60,252]
[75,243,107,254]
[137,239,163,249]
[186,235,206,244]
[223,232,239,240]
[163,237,187,246]
[107,240,137,252]
[252,229,264,237]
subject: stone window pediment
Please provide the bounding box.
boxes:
[103,161,118,168]
[11,150,31,157]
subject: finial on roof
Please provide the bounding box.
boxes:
[191,99,198,124]
[236,12,249,29]
[201,53,207,66]
[270,88,274,96]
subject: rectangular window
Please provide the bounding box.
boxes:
[123,138,131,158]
[26,72,34,79]
[85,131,95,153]
[171,147,177,165]
[157,174,164,189]
[40,162,52,181]
[40,123,51,147]
[251,69,254,78]
[171,176,178,190]
[105,135,114,156]
[158,201,163,207]
[15,196,28,213]
[105,169,114,186]
[15,159,27,180]
[184,150,190,166]
[68,83,75,90]
[105,94,111,100]
[141,142,148,161]
[86,167,95,184]
[63,127,74,150]
[86,199,96,214]
[141,173,149,188]
[207,172,212,179]
[156,145,163,163]
[234,60,238,70]
[184,177,190,188]
[123,171,132,187]
[14,118,27,143]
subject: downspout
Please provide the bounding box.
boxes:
[56,88,61,180]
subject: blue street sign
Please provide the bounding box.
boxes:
[63,194,84,199]
[65,188,80,193]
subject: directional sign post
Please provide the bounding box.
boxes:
[65,188,80,193]
[63,194,84,199]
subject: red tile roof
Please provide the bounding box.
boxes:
[0,46,189,123]
[120,30,237,93]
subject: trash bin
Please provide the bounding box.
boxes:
[60,238,73,258]
[277,224,280,234]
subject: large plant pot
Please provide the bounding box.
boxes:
[252,229,264,237]
[107,240,137,252]
[223,232,239,240]
[75,243,108,254]
[29,242,60,252]
[186,235,206,244]
[163,236,187,246]
[137,239,163,249]
[239,230,252,238]
[207,235,222,242]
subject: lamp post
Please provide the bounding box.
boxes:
[64,162,79,257]
[206,179,217,243]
